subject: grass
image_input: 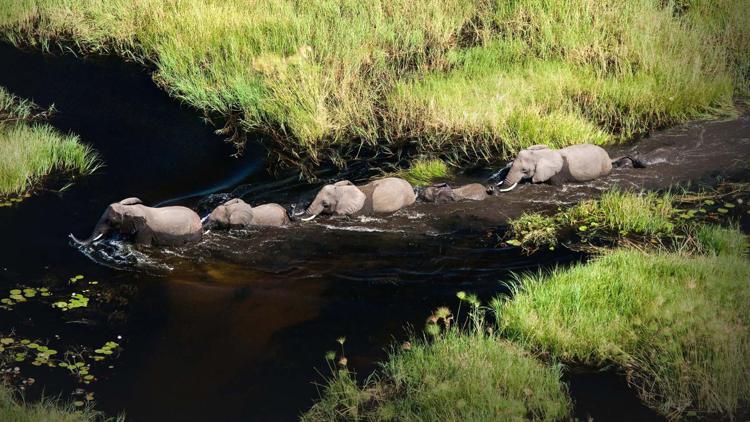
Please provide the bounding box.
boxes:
[0,383,115,422]
[303,307,571,421]
[498,246,750,419]
[0,87,99,197]
[694,224,749,257]
[391,158,450,187]
[0,1,747,168]
[508,190,676,250]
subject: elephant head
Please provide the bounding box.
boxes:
[301,180,365,221]
[203,198,252,230]
[421,183,455,203]
[498,145,563,192]
[70,197,147,245]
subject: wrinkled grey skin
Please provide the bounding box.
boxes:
[70,197,202,246]
[499,144,613,191]
[302,177,416,220]
[421,183,490,203]
[204,198,289,229]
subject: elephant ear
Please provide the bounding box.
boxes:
[223,198,245,206]
[532,151,564,183]
[527,144,551,151]
[120,197,143,206]
[333,180,354,186]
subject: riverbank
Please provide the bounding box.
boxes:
[0,86,98,198]
[1,1,747,169]
[304,188,750,420]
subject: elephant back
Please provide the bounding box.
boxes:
[561,144,612,182]
[368,177,416,213]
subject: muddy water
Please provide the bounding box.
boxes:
[6,42,745,421]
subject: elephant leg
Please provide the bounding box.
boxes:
[134,230,154,245]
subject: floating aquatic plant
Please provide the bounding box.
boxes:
[52,293,89,311]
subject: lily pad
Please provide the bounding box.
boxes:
[717,208,729,214]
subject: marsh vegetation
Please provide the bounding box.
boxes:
[0,86,99,197]
[1,0,748,169]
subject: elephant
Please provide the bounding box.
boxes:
[300,177,416,220]
[69,197,203,246]
[421,183,491,203]
[203,198,289,229]
[497,144,644,192]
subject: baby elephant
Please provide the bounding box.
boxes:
[70,197,202,246]
[204,198,289,229]
[498,144,641,191]
[301,177,416,220]
[421,183,491,203]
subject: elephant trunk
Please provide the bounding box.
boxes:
[69,223,109,246]
[201,215,216,230]
[301,201,324,222]
[69,211,112,246]
[498,164,523,192]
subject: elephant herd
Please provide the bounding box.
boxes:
[70,144,645,247]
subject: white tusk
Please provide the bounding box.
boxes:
[200,216,209,224]
[92,233,104,242]
[292,209,305,217]
[300,213,318,222]
[498,182,518,192]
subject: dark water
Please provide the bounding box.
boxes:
[0,43,662,421]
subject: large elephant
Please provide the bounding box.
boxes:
[69,197,202,246]
[498,144,623,192]
[203,198,289,229]
[421,183,491,203]
[301,177,416,220]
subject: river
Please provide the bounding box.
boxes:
[0,43,669,421]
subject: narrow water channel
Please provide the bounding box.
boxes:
[0,43,662,421]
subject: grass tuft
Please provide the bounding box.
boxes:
[391,158,450,187]
[0,87,100,197]
[498,248,750,419]
[303,308,571,421]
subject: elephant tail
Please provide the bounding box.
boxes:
[612,155,647,169]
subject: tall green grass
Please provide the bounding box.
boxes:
[499,248,750,419]
[0,0,747,167]
[391,158,450,187]
[0,87,99,197]
[303,313,571,421]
